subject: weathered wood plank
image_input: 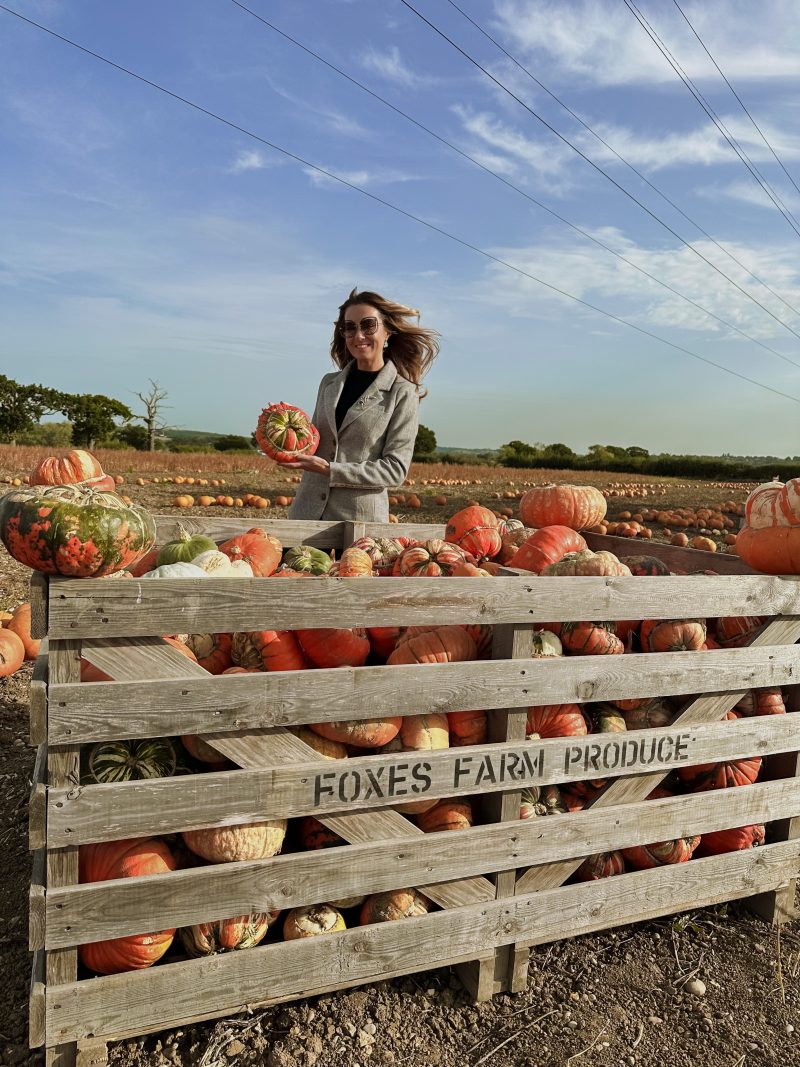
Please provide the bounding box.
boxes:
[514,615,800,896]
[30,640,49,746]
[75,1041,108,1067]
[154,515,345,549]
[30,846,46,952]
[44,776,800,949]
[45,841,800,1045]
[67,638,493,911]
[45,572,800,639]
[30,947,45,1049]
[583,533,754,574]
[46,639,81,1067]
[29,742,47,851]
[47,714,800,845]
[53,642,800,744]
[30,571,48,640]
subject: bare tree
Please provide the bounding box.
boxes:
[135,380,171,452]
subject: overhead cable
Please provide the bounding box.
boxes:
[229,0,800,371]
[623,0,800,239]
[1,2,799,405]
[444,0,800,323]
[398,0,800,343]
[671,0,800,200]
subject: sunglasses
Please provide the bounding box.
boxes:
[342,316,381,336]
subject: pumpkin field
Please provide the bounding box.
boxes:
[2,447,800,1067]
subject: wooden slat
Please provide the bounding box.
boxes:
[583,532,754,574]
[45,841,800,1045]
[45,572,800,639]
[154,515,346,548]
[47,714,800,845]
[30,639,49,746]
[43,776,800,950]
[514,615,800,896]
[58,642,800,744]
[29,742,47,850]
[46,638,81,1067]
[66,638,493,911]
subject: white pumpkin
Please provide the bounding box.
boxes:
[745,480,792,529]
[142,562,208,579]
[531,631,563,657]
[781,477,800,525]
[192,550,254,577]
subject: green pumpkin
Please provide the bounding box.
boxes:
[282,544,333,575]
[156,526,218,567]
[0,484,156,577]
[86,738,178,783]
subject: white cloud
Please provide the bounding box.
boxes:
[492,0,800,87]
[361,46,430,89]
[229,148,271,173]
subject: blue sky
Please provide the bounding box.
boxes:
[2,0,800,456]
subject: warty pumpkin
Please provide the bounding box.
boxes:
[183,820,287,863]
[30,448,115,492]
[180,912,278,956]
[539,549,631,577]
[283,904,345,940]
[360,889,429,925]
[0,484,156,577]
[309,717,402,748]
[255,401,320,464]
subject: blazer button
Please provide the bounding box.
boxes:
[320,492,327,501]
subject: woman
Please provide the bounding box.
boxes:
[284,288,438,522]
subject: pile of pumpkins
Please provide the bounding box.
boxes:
[64,478,792,975]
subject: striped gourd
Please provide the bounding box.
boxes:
[87,738,178,784]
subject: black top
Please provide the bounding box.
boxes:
[335,366,382,430]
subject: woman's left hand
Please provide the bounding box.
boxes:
[278,456,331,475]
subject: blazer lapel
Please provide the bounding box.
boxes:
[338,361,398,436]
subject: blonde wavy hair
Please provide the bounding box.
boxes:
[331,288,439,394]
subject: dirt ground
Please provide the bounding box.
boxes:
[2,464,800,1067]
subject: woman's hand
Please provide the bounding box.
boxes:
[278,456,331,476]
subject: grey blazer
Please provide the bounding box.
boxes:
[288,360,419,522]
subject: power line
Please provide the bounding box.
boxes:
[1,2,799,406]
[443,0,800,323]
[398,0,800,343]
[671,0,800,200]
[623,0,800,239]
[229,0,800,372]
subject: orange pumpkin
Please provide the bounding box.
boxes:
[716,616,767,647]
[508,526,587,573]
[219,527,281,576]
[309,717,402,748]
[416,799,473,833]
[185,633,233,674]
[337,547,374,577]
[736,525,800,574]
[519,484,606,531]
[296,627,370,668]
[400,713,450,751]
[231,630,307,671]
[387,626,476,665]
[79,837,176,974]
[640,618,706,652]
[735,687,786,716]
[0,628,25,677]
[5,603,39,660]
[678,755,762,791]
[298,816,344,850]
[367,626,402,660]
[360,889,429,925]
[575,851,625,880]
[526,703,588,738]
[444,504,502,562]
[695,824,766,857]
[447,709,488,746]
[544,621,624,656]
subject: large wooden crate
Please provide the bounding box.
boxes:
[27,517,800,1066]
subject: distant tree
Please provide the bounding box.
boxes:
[134,380,171,452]
[625,445,650,457]
[414,424,437,458]
[542,442,576,460]
[0,375,64,442]
[61,394,133,448]
[214,434,254,452]
[116,424,150,451]
[497,439,542,467]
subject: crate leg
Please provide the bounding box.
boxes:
[45,637,82,1067]
[76,1041,109,1067]
[744,685,800,926]
[454,955,497,1003]
[507,943,530,994]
